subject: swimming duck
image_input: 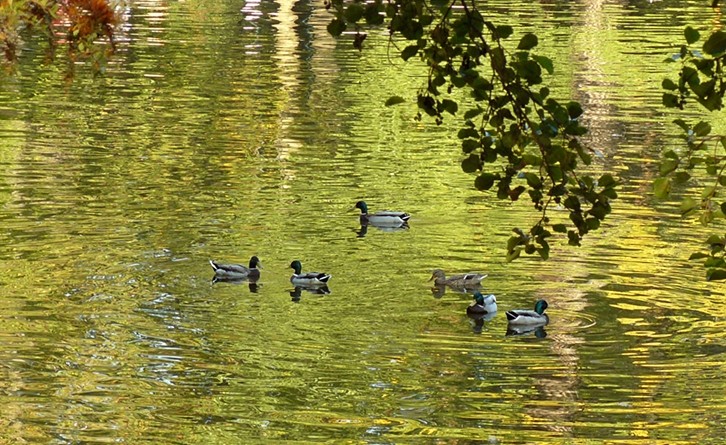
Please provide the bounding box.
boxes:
[505,299,549,326]
[209,256,262,280]
[466,291,497,315]
[429,269,488,287]
[289,260,332,286]
[353,201,410,227]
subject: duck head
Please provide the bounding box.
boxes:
[353,201,369,214]
[290,260,303,275]
[249,256,262,269]
[428,269,446,282]
[473,291,496,306]
[534,299,548,315]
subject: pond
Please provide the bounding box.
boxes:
[0,0,724,443]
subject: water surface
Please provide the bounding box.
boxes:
[0,0,724,443]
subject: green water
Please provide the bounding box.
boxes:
[0,0,724,443]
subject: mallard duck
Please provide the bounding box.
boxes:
[429,269,488,287]
[289,260,331,286]
[209,256,262,280]
[466,291,498,315]
[506,299,549,326]
[353,201,410,227]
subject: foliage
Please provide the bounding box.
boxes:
[0,0,117,71]
[659,26,726,280]
[325,0,617,261]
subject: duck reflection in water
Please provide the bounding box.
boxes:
[356,223,409,238]
[467,311,497,333]
[211,275,260,293]
[290,285,331,302]
[506,324,548,338]
[431,283,484,298]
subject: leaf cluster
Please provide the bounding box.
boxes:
[658,26,726,280]
[0,0,117,71]
[326,0,617,261]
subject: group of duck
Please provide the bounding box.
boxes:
[209,201,550,333]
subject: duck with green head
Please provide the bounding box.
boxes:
[505,300,549,326]
[353,201,410,227]
[466,291,498,315]
[209,256,262,280]
[430,269,487,288]
[289,260,332,286]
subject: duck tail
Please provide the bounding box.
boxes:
[505,311,517,321]
[209,260,219,271]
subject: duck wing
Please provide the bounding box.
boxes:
[505,309,541,322]
[210,260,250,274]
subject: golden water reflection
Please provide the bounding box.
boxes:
[0,0,724,443]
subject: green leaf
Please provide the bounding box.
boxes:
[703,30,726,56]
[441,99,458,115]
[385,96,405,107]
[458,128,479,139]
[475,173,497,190]
[537,246,549,260]
[495,25,513,39]
[664,150,679,160]
[523,154,541,166]
[327,19,347,37]
[462,139,479,153]
[567,230,581,246]
[566,102,583,119]
[662,78,678,91]
[663,93,680,108]
[721,202,726,214]
[531,55,554,75]
[344,3,365,22]
[506,247,522,262]
[552,224,567,233]
[693,121,712,137]
[684,26,700,44]
[524,173,542,188]
[706,234,724,245]
[680,197,699,217]
[517,33,538,50]
[464,107,484,120]
[598,174,616,188]
[364,4,384,25]
[401,45,419,61]
[673,119,690,131]
[653,177,671,198]
[660,159,679,176]
[689,252,709,260]
[702,185,717,199]
[707,268,726,281]
[461,154,481,173]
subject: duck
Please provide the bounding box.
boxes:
[466,291,498,315]
[353,201,410,227]
[505,299,549,326]
[289,260,332,286]
[209,256,262,280]
[429,269,488,287]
